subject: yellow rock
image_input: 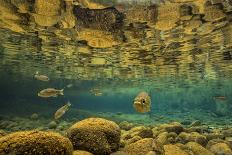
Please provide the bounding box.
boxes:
[164,144,190,155]
[186,142,214,155]
[73,150,93,155]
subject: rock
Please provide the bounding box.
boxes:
[124,138,164,155]
[209,143,232,155]
[30,113,39,120]
[177,132,208,146]
[73,150,93,155]
[186,142,214,155]
[156,132,169,145]
[129,126,153,138]
[125,135,142,145]
[190,120,201,127]
[181,120,192,126]
[67,118,120,155]
[48,121,57,129]
[119,121,135,130]
[205,132,224,141]
[222,128,232,137]
[159,122,184,134]
[110,151,127,155]
[0,130,73,154]
[0,130,6,138]
[164,144,190,155]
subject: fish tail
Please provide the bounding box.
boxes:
[60,89,64,95]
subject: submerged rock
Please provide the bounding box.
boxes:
[73,150,94,155]
[0,130,6,138]
[159,122,184,134]
[164,144,189,155]
[177,132,208,146]
[67,117,120,155]
[0,130,73,155]
[48,120,57,129]
[124,138,164,155]
[186,142,214,155]
[209,142,232,155]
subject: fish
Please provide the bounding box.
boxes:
[133,91,151,113]
[94,92,103,96]
[54,102,71,120]
[213,96,227,101]
[38,88,64,98]
[66,84,73,88]
[34,71,49,82]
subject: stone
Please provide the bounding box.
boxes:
[156,132,169,145]
[129,126,153,139]
[48,120,57,129]
[159,122,184,134]
[67,118,120,155]
[164,144,190,155]
[0,130,73,154]
[73,150,94,155]
[190,120,201,127]
[186,142,214,155]
[209,142,232,155]
[0,130,6,138]
[124,138,164,155]
[177,132,208,146]
[119,121,135,131]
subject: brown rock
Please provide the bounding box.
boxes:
[177,132,208,146]
[209,143,232,155]
[73,150,93,155]
[164,144,190,155]
[67,118,120,155]
[186,142,214,155]
[0,130,73,155]
[159,122,184,134]
[124,138,164,155]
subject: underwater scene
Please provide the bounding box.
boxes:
[0,0,232,154]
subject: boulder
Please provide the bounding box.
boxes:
[67,118,120,155]
[0,130,73,155]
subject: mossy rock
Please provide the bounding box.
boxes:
[124,138,164,155]
[67,117,120,155]
[0,130,73,155]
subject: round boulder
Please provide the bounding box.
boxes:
[67,118,121,155]
[0,130,73,155]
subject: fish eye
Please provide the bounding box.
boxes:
[142,99,145,103]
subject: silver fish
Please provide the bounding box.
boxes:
[34,71,49,82]
[38,88,64,98]
[54,102,71,120]
[133,91,151,113]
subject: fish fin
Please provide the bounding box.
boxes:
[60,89,64,95]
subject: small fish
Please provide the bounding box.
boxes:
[94,92,103,96]
[38,88,64,98]
[133,91,151,113]
[66,84,73,88]
[34,71,49,82]
[54,102,71,120]
[214,96,227,101]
